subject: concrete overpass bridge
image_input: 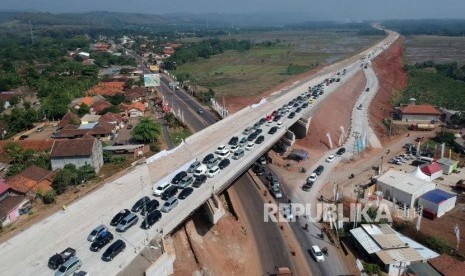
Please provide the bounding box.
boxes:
[0,31,399,276]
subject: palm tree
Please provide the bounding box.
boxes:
[132,117,162,143]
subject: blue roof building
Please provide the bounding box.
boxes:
[419,189,456,218]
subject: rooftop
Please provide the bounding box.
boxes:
[50,137,96,158]
[420,189,456,204]
[420,162,443,176]
[378,169,436,195]
[428,254,465,276]
[399,104,441,115]
[0,195,27,219]
[438,157,459,166]
[6,165,53,194]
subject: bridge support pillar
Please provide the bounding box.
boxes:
[289,117,312,139]
[204,194,226,225]
[145,236,175,276]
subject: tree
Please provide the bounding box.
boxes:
[52,170,72,194]
[9,95,20,106]
[77,103,90,116]
[0,99,5,113]
[132,117,162,143]
[108,93,125,105]
[100,105,121,115]
[42,190,57,204]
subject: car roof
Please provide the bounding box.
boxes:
[62,256,79,266]
[166,196,178,203]
[94,224,106,231]
[312,245,321,251]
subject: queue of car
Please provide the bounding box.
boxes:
[48,71,344,272]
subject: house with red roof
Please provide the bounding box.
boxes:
[398,104,442,122]
[124,87,146,103]
[420,162,443,181]
[120,102,146,117]
[91,100,112,115]
[50,136,103,173]
[6,165,54,197]
[57,111,81,129]
[428,254,465,276]
[87,82,125,97]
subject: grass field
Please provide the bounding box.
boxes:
[393,68,465,110]
[177,30,383,97]
[404,35,465,65]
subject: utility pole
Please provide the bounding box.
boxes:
[352,131,360,162]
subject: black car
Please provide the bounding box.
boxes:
[255,135,265,144]
[259,118,267,125]
[313,165,325,175]
[131,196,151,212]
[218,158,230,169]
[171,171,187,184]
[295,107,302,113]
[90,231,114,252]
[202,153,215,164]
[336,147,346,155]
[268,127,278,135]
[252,164,265,176]
[247,133,257,141]
[254,128,263,135]
[302,183,312,191]
[102,239,126,262]
[253,122,260,129]
[228,136,239,146]
[302,102,309,108]
[141,210,162,229]
[273,115,281,122]
[193,175,207,188]
[178,187,194,200]
[161,185,178,200]
[293,103,299,108]
[140,199,160,216]
[48,247,76,269]
[110,209,131,226]
[288,112,295,119]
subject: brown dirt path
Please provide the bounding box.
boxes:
[369,38,408,146]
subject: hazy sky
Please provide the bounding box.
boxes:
[1,0,464,20]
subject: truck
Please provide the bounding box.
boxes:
[48,247,76,269]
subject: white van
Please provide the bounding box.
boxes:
[153,182,171,196]
[193,164,207,177]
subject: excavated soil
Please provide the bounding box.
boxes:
[296,71,366,152]
[369,38,408,145]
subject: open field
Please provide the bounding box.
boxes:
[177,30,383,97]
[404,35,465,65]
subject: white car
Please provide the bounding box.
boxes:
[307,173,317,183]
[215,145,227,154]
[245,142,255,151]
[276,121,283,128]
[325,155,335,163]
[311,245,325,262]
[217,149,231,159]
[281,204,293,220]
[207,166,220,178]
[229,145,239,152]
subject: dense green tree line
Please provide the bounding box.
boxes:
[383,19,465,36]
[165,39,251,67]
[411,61,465,82]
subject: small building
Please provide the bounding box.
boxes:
[6,165,54,197]
[398,104,441,122]
[350,224,438,276]
[418,189,456,218]
[81,114,101,125]
[437,158,459,174]
[420,162,443,181]
[57,111,81,129]
[50,137,104,173]
[0,195,29,227]
[120,102,145,117]
[377,169,436,207]
[78,52,90,60]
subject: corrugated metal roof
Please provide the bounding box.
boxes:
[438,158,458,166]
[376,247,423,264]
[350,227,381,254]
[372,234,406,250]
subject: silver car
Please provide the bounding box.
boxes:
[55,256,81,276]
[87,224,107,242]
[116,213,138,232]
[161,197,178,213]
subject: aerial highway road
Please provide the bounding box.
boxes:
[0,31,397,275]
